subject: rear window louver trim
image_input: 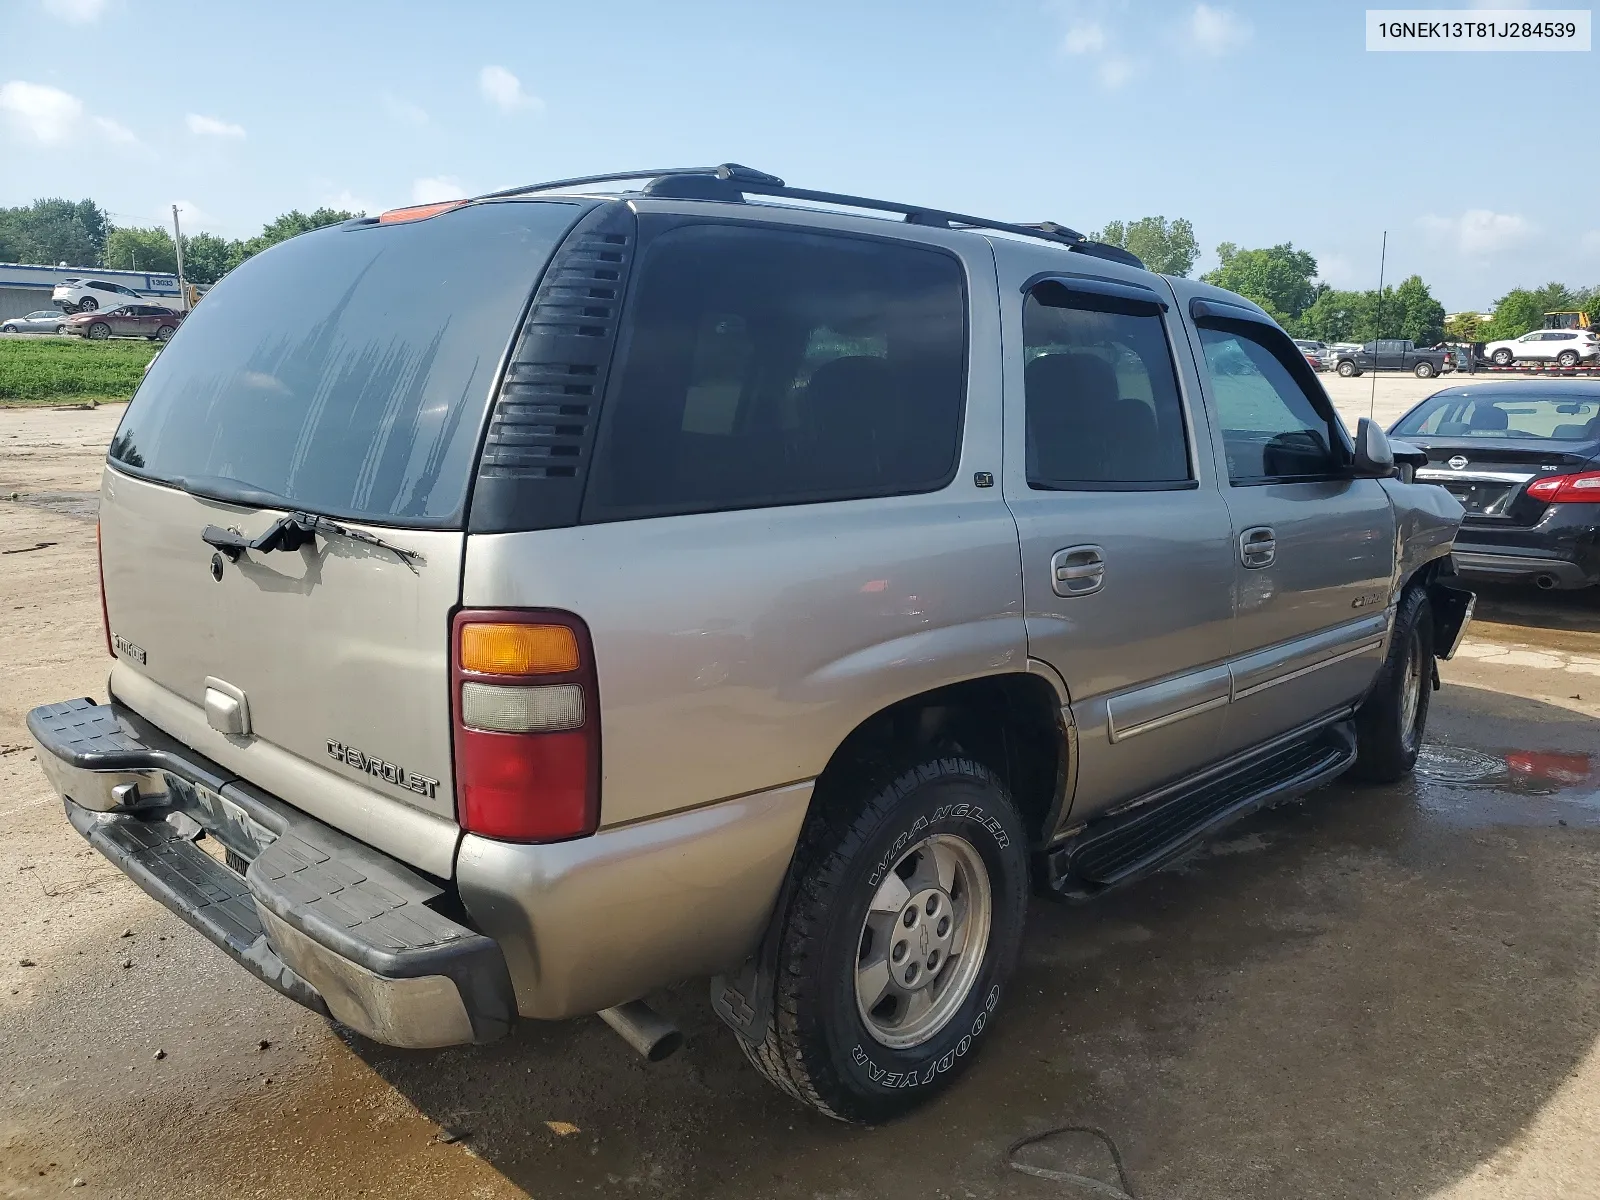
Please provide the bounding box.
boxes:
[468,202,638,533]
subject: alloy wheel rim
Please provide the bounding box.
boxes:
[1399,630,1425,753]
[855,832,992,1050]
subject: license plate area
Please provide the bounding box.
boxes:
[1442,482,1514,516]
[161,773,276,867]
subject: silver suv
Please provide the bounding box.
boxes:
[28,165,1472,1123]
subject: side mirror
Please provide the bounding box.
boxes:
[1351,417,1396,478]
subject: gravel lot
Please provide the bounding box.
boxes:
[3,383,1600,1199]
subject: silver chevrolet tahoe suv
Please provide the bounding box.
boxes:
[29,164,1472,1123]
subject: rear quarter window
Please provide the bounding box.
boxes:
[582,223,967,521]
[108,200,585,526]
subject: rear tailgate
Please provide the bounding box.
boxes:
[97,198,588,869]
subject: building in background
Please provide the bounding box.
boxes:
[0,262,183,321]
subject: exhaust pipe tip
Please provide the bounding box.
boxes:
[598,1000,684,1062]
[1535,574,1558,590]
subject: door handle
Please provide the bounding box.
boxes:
[1051,545,1105,597]
[1240,526,1276,569]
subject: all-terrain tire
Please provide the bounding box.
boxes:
[1414,360,1436,378]
[1338,360,1358,377]
[1350,586,1434,783]
[740,756,1029,1123]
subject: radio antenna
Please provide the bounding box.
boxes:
[1370,230,1386,420]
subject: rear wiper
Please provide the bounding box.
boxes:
[185,475,424,572]
[203,512,424,572]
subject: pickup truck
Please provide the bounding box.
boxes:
[1333,340,1449,379]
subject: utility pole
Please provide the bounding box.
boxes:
[171,204,188,311]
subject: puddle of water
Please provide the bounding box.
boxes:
[1413,742,1600,827]
[14,491,99,521]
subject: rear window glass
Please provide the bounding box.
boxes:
[582,223,966,521]
[109,200,583,526]
[1393,392,1600,440]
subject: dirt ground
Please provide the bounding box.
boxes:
[4,381,1600,1199]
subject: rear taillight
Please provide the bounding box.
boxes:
[97,520,113,657]
[1527,471,1600,503]
[451,610,599,842]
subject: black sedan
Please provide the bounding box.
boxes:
[1389,380,1600,591]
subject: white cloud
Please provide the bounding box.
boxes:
[1,81,143,148]
[1313,251,1364,290]
[93,116,140,146]
[41,0,108,23]
[381,93,430,128]
[1419,209,1533,256]
[186,113,245,138]
[478,65,541,113]
[411,176,464,204]
[1187,4,1251,55]
[321,188,375,216]
[1061,21,1107,54]
[1098,56,1138,88]
[0,81,85,144]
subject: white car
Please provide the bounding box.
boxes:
[1,309,70,334]
[51,277,151,314]
[1484,328,1600,368]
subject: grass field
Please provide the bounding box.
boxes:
[0,338,158,404]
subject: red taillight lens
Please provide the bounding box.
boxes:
[97,520,113,657]
[1527,471,1600,503]
[451,610,599,842]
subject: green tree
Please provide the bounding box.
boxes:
[1390,274,1446,345]
[104,226,179,274]
[1483,282,1579,340]
[1092,216,1199,277]
[182,232,244,285]
[1297,288,1371,342]
[0,198,108,266]
[239,207,361,259]
[1201,242,1320,323]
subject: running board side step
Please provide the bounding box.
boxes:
[1045,720,1357,900]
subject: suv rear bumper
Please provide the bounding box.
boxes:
[28,697,515,1048]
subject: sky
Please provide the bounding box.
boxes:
[2,0,1596,311]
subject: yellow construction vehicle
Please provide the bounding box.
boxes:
[1544,310,1592,330]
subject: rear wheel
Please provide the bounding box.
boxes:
[77,296,98,312]
[741,755,1029,1122]
[1557,350,1579,368]
[1492,348,1513,366]
[1350,587,1434,783]
[1337,360,1358,377]
[87,322,111,340]
[1413,361,1436,378]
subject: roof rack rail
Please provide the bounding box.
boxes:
[474,164,1145,269]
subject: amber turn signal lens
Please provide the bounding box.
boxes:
[460,623,580,675]
[378,199,465,224]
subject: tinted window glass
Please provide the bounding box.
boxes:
[1198,326,1338,482]
[87,281,112,291]
[109,200,583,526]
[583,224,966,521]
[1023,291,1190,487]
[1393,391,1600,441]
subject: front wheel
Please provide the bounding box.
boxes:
[1557,350,1579,368]
[1350,587,1434,783]
[86,322,111,340]
[155,324,176,341]
[741,756,1029,1122]
[1337,360,1359,377]
[1,324,15,334]
[1492,348,1513,366]
[1414,361,1436,378]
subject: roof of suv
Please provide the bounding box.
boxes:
[459,162,1150,273]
